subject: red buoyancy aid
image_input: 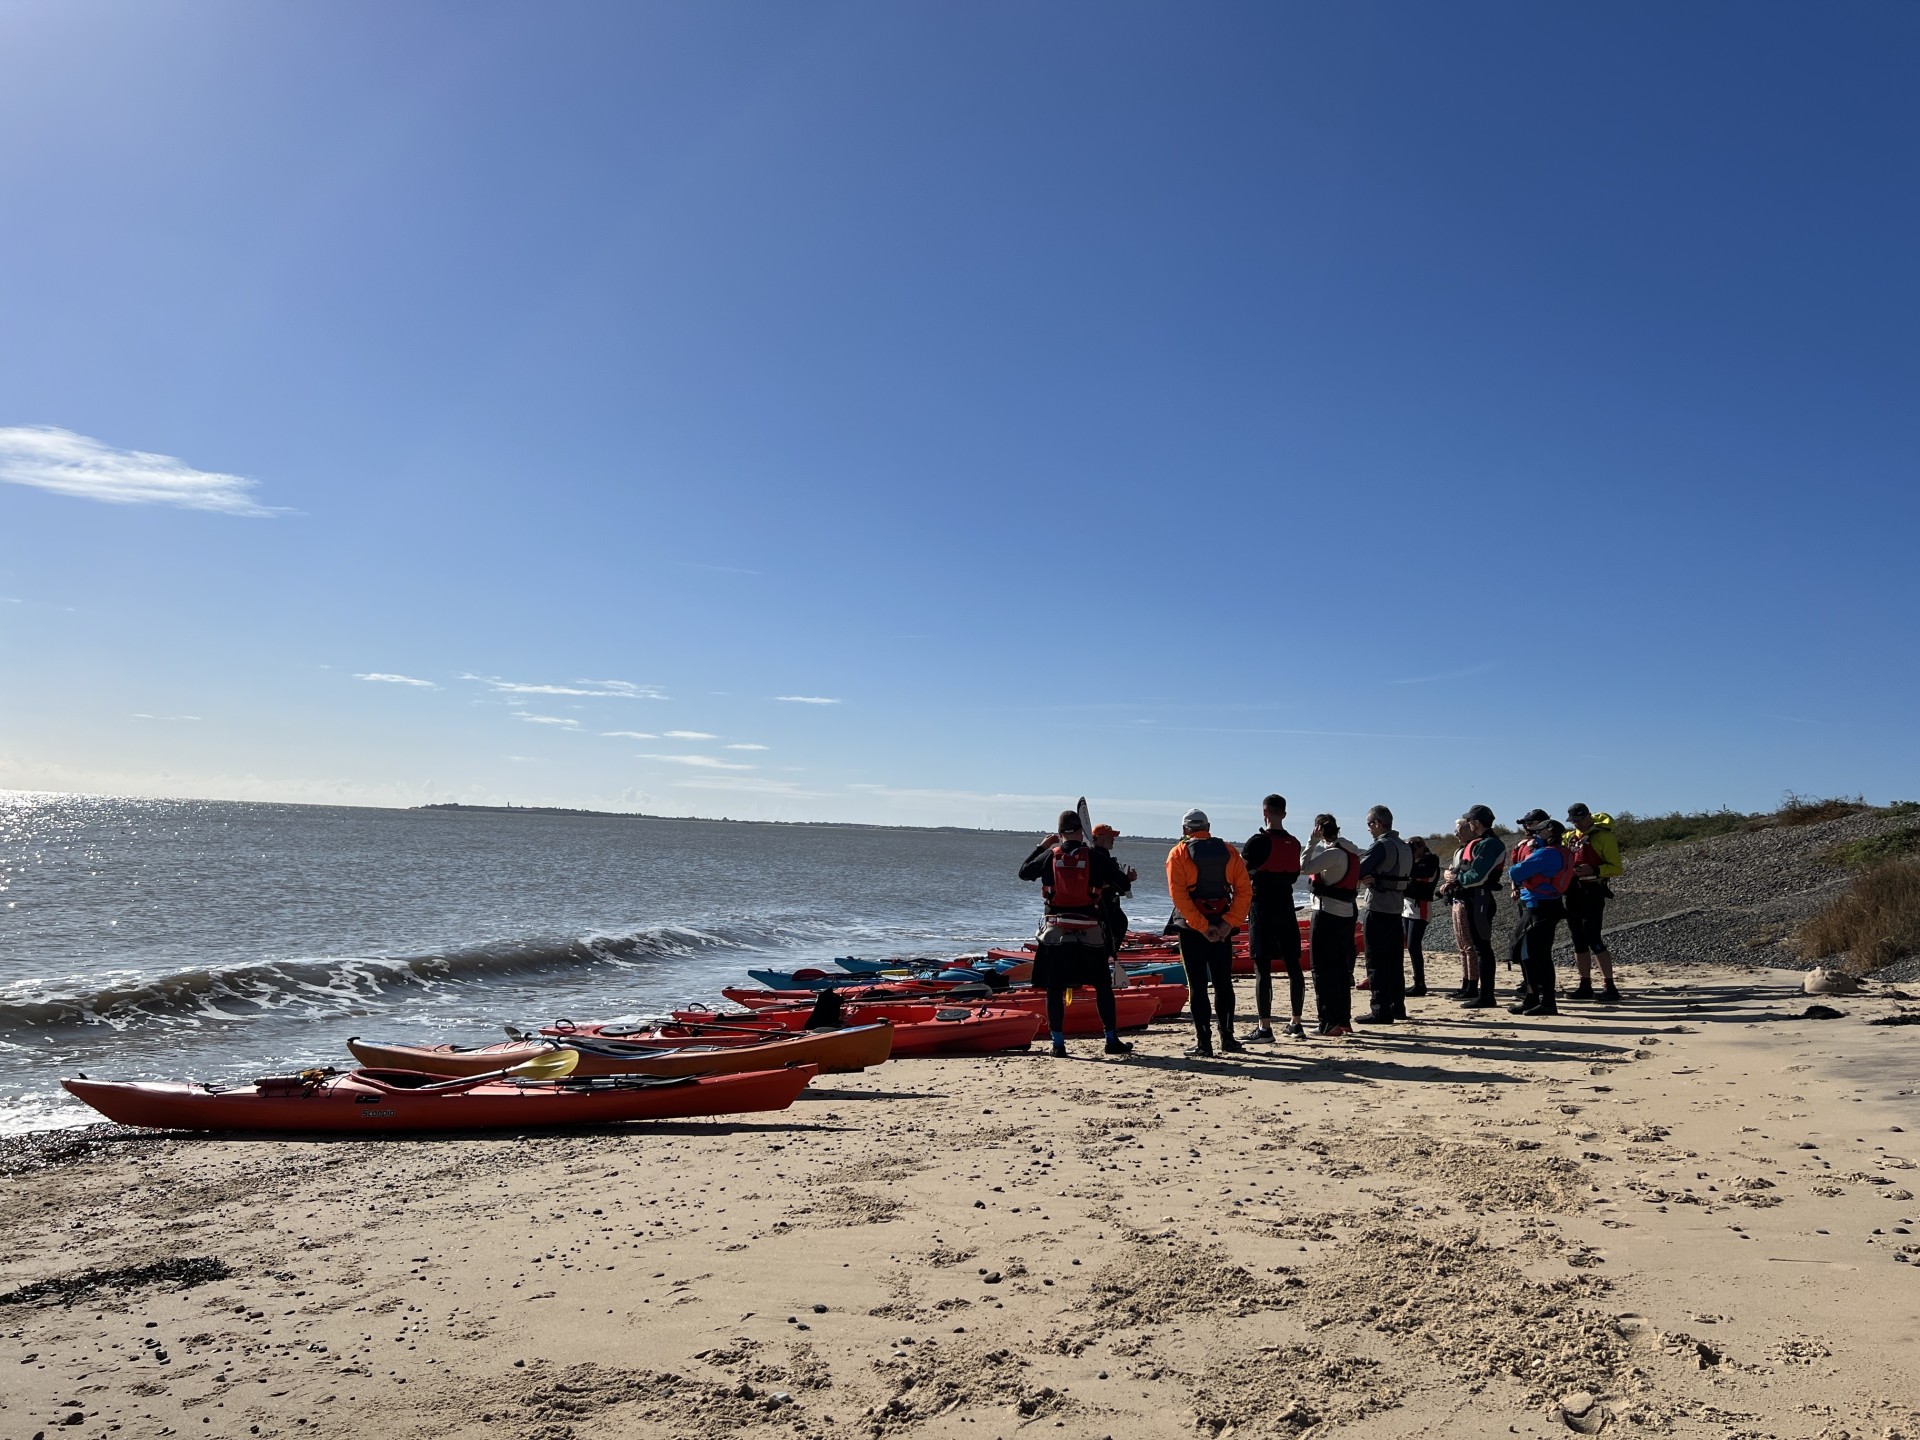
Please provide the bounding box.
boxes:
[1310,845,1360,900]
[1044,842,1100,913]
[1254,829,1301,878]
[1518,844,1575,900]
[1184,836,1234,919]
[1565,832,1601,879]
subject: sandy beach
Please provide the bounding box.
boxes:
[4,962,1917,1440]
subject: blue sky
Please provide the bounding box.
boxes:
[2,1,1915,838]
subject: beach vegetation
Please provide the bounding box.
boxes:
[1610,808,1759,853]
[1610,794,1877,855]
[1774,792,1870,827]
[1798,859,1920,975]
[1821,826,1920,870]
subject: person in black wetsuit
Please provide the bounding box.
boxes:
[1353,805,1414,1025]
[1240,793,1303,1041]
[1018,810,1132,1058]
[1402,836,1440,997]
[1090,823,1136,973]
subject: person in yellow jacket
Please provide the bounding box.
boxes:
[1564,803,1624,1002]
[1165,808,1253,1058]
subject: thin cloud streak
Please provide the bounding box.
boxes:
[1388,661,1499,686]
[516,714,580,728]
[725,743,770,751]
[356,672,437,688]
[678,561,761,576]
[0,425,286,516]
[637,753,753,770]
[131,713,200,721]
[662,730,717,739]
[462,674,666,699]
[600,730,659,740]
[776,695,841,705]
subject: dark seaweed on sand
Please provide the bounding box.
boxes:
[0,1256,230,1307]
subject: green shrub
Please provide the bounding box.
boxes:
[1611,808,1759,854]
[1799,859,1920,974]
[1886,800,1920,816]
[1822,826,1920,870]
[1776,792,1870,827]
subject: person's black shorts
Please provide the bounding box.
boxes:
[1566,888,1607,951]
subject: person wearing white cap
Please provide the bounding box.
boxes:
[1164,808,1252,1058]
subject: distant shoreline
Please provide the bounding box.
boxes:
[413,801,1179,843]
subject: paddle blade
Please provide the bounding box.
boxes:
[1077,796,1092,836]
[507,1048,580,1080]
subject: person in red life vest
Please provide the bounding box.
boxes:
[1506,815,1573,1016]
[1563,803,1624,1003]
[1164,808,1253,1058]
[1240,793,1303,1041]
[1503,808,1548,1005]
[1090,823,1138,979]
[1299,813,1364,1037]
[1353,805,1415,1025]
[1441,805,1506,1009]
[1402,836,1440,998]
[1018,810,1133,1058]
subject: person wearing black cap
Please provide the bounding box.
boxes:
[1353,805,1414,1024]
[1506,814,1572,1015]
[1240,794,1303,1041]
[1502,808,1552,1005]
[1090,823,1136,973]
[1164,808,1252,1058]
[1443,805,1506,1009]
[1019,810,1133,1057]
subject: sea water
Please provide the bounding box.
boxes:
[0,793,1173,1133]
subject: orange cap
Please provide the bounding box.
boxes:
[1091,823,1119,839]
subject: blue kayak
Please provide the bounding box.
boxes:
[745,967,913,991]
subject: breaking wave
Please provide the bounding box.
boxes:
[0,922,830,1034]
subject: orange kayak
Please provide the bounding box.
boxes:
[348,1023,891,1078]
[62,1065,817,1132]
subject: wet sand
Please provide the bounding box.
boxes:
[4,964,1918,1440]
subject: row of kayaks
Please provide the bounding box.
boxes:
[60,976,1181,1132]
[65,923,1378,1134]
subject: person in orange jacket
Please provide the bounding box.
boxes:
[1165,807,1253,1058]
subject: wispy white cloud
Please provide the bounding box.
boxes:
[462,674,666,700]
[1388,661,1498,686]
[517,714,581,728]
[725,743,770,751]
[600,730,659,740]
[131,713,200,722]
[662,730,717,740]
[776,695,841,705]
[0,426,286,516]
[637,753,753,770]
[679,561,761,576]
[356,672,437,688]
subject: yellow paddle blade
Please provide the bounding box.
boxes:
[507,1048,580,1080]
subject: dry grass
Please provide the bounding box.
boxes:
[1775,792,1871,827]
[1798,859,1920,974]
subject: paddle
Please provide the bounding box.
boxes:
[410,1048,581,1093]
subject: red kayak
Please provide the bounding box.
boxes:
[62,1065,816,1133]
[661,1003,1043,1056]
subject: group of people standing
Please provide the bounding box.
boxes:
[1020,796,1624,1059]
